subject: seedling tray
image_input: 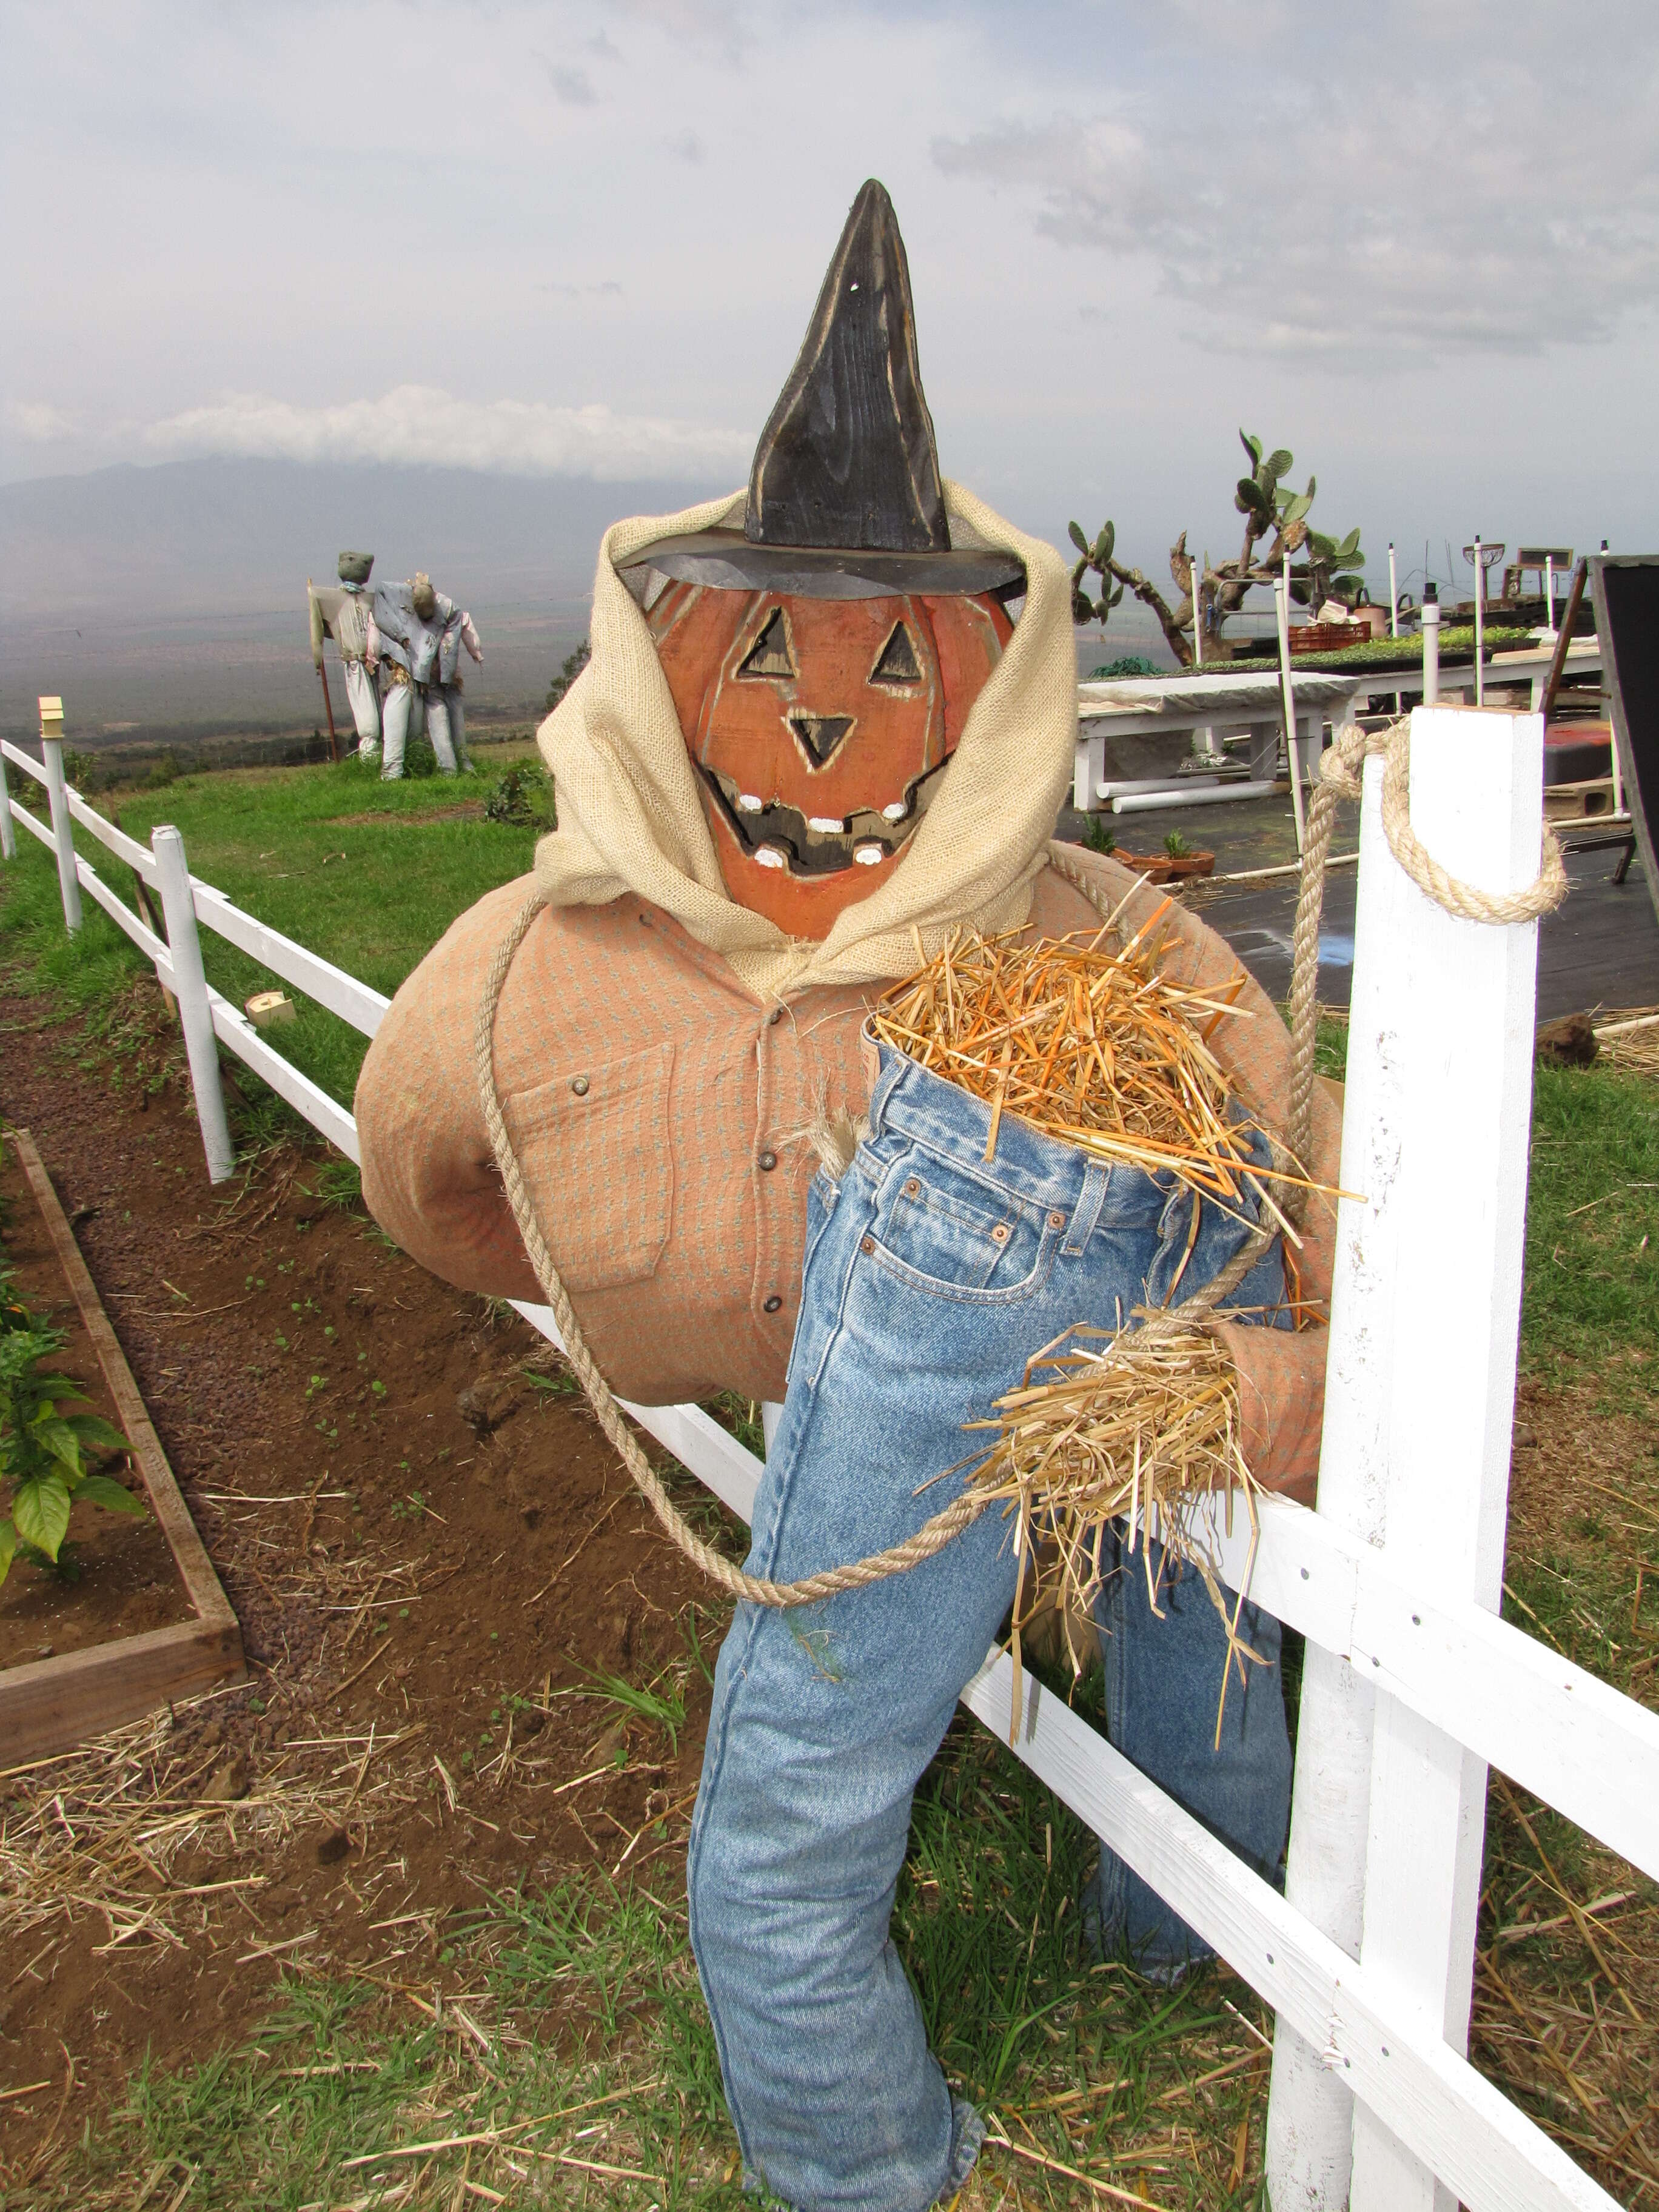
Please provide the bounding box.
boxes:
[0,1130,244,1764]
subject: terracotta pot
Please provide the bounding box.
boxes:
[1110,846,1216,883]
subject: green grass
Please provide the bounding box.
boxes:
[2,754,541,1119]
[61,1925,751,2212]
[1521,1064,1659,1392]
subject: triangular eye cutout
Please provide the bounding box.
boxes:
[737,607,797,680]
[870,620,921,686]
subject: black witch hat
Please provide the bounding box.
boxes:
[621,180,1022,601]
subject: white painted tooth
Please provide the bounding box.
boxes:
[754,844,789,870]
[808,816,845,833]
[853,843,885,866]
[882,800,908,822]
[737,793,764,813]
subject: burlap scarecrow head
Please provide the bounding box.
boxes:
[620,181,1025,937]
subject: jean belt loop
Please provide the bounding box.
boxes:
[1062,1160,1111,1256]
[864,1033,909,1138]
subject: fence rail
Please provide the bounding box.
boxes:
[4,712,1651,2212]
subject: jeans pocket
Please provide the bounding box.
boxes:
[864,1147,1064,1305]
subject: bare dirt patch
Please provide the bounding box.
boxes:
[330,802,488,827]
[0,986,738,2167]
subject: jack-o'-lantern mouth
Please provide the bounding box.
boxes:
[698,756,948,877]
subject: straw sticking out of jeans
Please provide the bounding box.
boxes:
[962,1320,1264,1745]
[869,922,1314,1223]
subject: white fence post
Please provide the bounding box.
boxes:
[1265,703,1544,2209]
[150,825,237,1185]
[1346,704,1541,2208]
[39,720,84,934]
[0,743,14,861]
[1266,729,1419,2206]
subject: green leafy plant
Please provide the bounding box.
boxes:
[1162,830,1191,859]
[483,761,556,830]
[1082,816,1117,856]
[545,640,591,711]
[1069,427,1363,665]
[1,1294,143,1584]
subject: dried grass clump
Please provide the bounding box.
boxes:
[965,1318,1263,1741]
[1594,1007,1659,1079]
[871,911,1304,1233]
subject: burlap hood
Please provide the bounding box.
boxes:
[533,481,1076,1003]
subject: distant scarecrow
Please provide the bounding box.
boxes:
[356,182,1337,2212]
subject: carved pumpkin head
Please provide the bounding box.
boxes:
[649,581,1012,934]
[619,178,1025,936]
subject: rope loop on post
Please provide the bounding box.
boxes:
[1320,719,1569,925]
[1285,715,1567,1198]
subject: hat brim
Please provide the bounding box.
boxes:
[618,530,1024,602]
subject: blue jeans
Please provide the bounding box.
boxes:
[1085,1526,1291,1981]
[686,1045,1292,2211]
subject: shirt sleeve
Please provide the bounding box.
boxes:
[364,611,381,666]
[461,611,482,662]
[354,880,543,1302]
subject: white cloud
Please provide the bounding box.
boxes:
[934,5,1659,366]
[141,384,751,480]
[7,400,79,442]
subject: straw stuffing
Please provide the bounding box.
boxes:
[963,1318,1262,1742]
[871,914,1303,1233]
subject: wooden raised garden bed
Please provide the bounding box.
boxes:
[1,1130,244,1763]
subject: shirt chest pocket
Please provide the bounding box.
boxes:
[501,1042,675,1293]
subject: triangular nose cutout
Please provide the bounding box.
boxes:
[870,621,921,685]
[737,607,797,679]
[788,714,854,765]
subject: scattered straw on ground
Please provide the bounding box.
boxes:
[1595,1006,1659,1080]
[0,1692,400,1957]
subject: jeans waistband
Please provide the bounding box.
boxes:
[867,1039,1181,1231]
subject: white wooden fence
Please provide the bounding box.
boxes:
[4,708,1655,2211]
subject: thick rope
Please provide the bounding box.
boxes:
[475,726,1566,1607]
[1284,719,1568,1180]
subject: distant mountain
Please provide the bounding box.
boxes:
[0,456,736,618]
[0,458,733,739]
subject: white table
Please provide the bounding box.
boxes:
[1073,670,1364,815]
[1071,641,1607,818]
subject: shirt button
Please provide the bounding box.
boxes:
[991,1223,1010,1243]
[759,1150,777,1172]
[763,1294,783,1313]
[569,1075,589,1096]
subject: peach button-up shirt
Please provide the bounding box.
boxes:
[355,851,1338,1493]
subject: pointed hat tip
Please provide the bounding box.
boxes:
[745,176,948,555]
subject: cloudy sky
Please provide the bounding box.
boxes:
[5,0,1657,595]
